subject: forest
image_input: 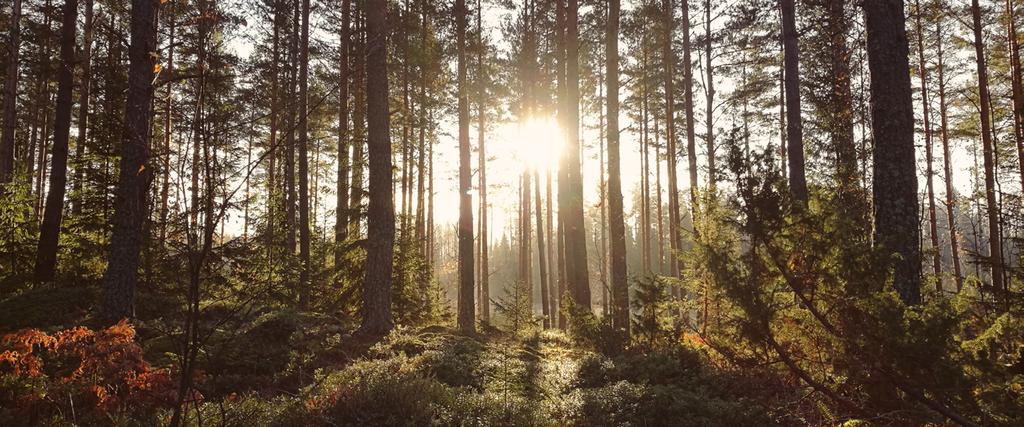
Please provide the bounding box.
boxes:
[0,0,1022,424]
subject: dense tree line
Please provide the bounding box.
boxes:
[1,0,1023,424]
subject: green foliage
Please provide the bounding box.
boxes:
[630,276,672,350]
[493,280,540,337]
[554,380,765,427]
[686,142,1024,424]
[0,286,96,331]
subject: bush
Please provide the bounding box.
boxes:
[0,321,175,425]
[306,357,451,426]
[555,380,766,427]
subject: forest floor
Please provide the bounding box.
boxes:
[173,312,776,426]
[0,289,779,426]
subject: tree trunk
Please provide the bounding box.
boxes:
[781,0,807,202]
[829,0,857,192]
[607,0,629,334]
[663,0,681,279]
[535,171,550,328]
[72,0,95,215]
[158,5,175,245]
[704,0,715,193]
[34,0,79,282]
[357,0,396,336]
[1007,0,1024,196]
[266,0,281,270]
[561,0,591,310]
[297,0,311,308]
[681,0,699,237]
[476,0,489,322]
[336,0,352,268]
[349,10,366,238]
[0,0,20,189]
[935,18,964,291]
[913,0,941,281]
[970,0,1006,308]
[864,0,921,305]
[456,0,475,334]
[102,0,160,323]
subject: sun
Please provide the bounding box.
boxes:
[511,116,563,173]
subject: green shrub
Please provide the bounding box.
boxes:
[307,357,451,426]
[555,380,765,427]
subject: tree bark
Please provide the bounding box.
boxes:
[534,171,550,328]
[357,0,396,336]
[970,0,1006,308]
[0,0,20,189]
[913,0,941,281]
[681,0,699,237]
[704,0,715,193]
[72,0,95,215]
[662,0,681,279]
[158,4,175,245]
[561,0,591,310]
[297,0,312,308]
[349,10,366,238]
[935,18,964,291]
[34,0,79,282]
[781,0,807,202]
[102,0,160,323]
[456,0,475,334]
[607,0,629,334]
[1007,0,1024,197]
[864,0,922,305]
[336,0,352,267]
[476,0,489,322]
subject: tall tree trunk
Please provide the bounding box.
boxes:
[476,0,489,322]
[266,0,281,272]
[970,0,1006,308]
[913,0,941,281]
[535,171,550,328]
[1007,0,1024,196]
[349,10,366,238]
[400,3,412,234]
[864,0,922,305]
[72,0,95,215]
[640,54,651,273]
[456,0,475,334]
[704,0,715,193]
[829,0,857,191]
[159,5,175,245]
[336,0,352,268]
[102,0,160,323]
[935,18,964,291]
[285,0,299,255]
[681,0,699,237]
[358,0,396,336]
[297,0,311,308]
[545,171,557,323]
[34,0,79,282]
[663,0,681,279]
[607,0,629,334]
[0,0,20,189]
[561,0,591,310]
[781,0,807,202]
